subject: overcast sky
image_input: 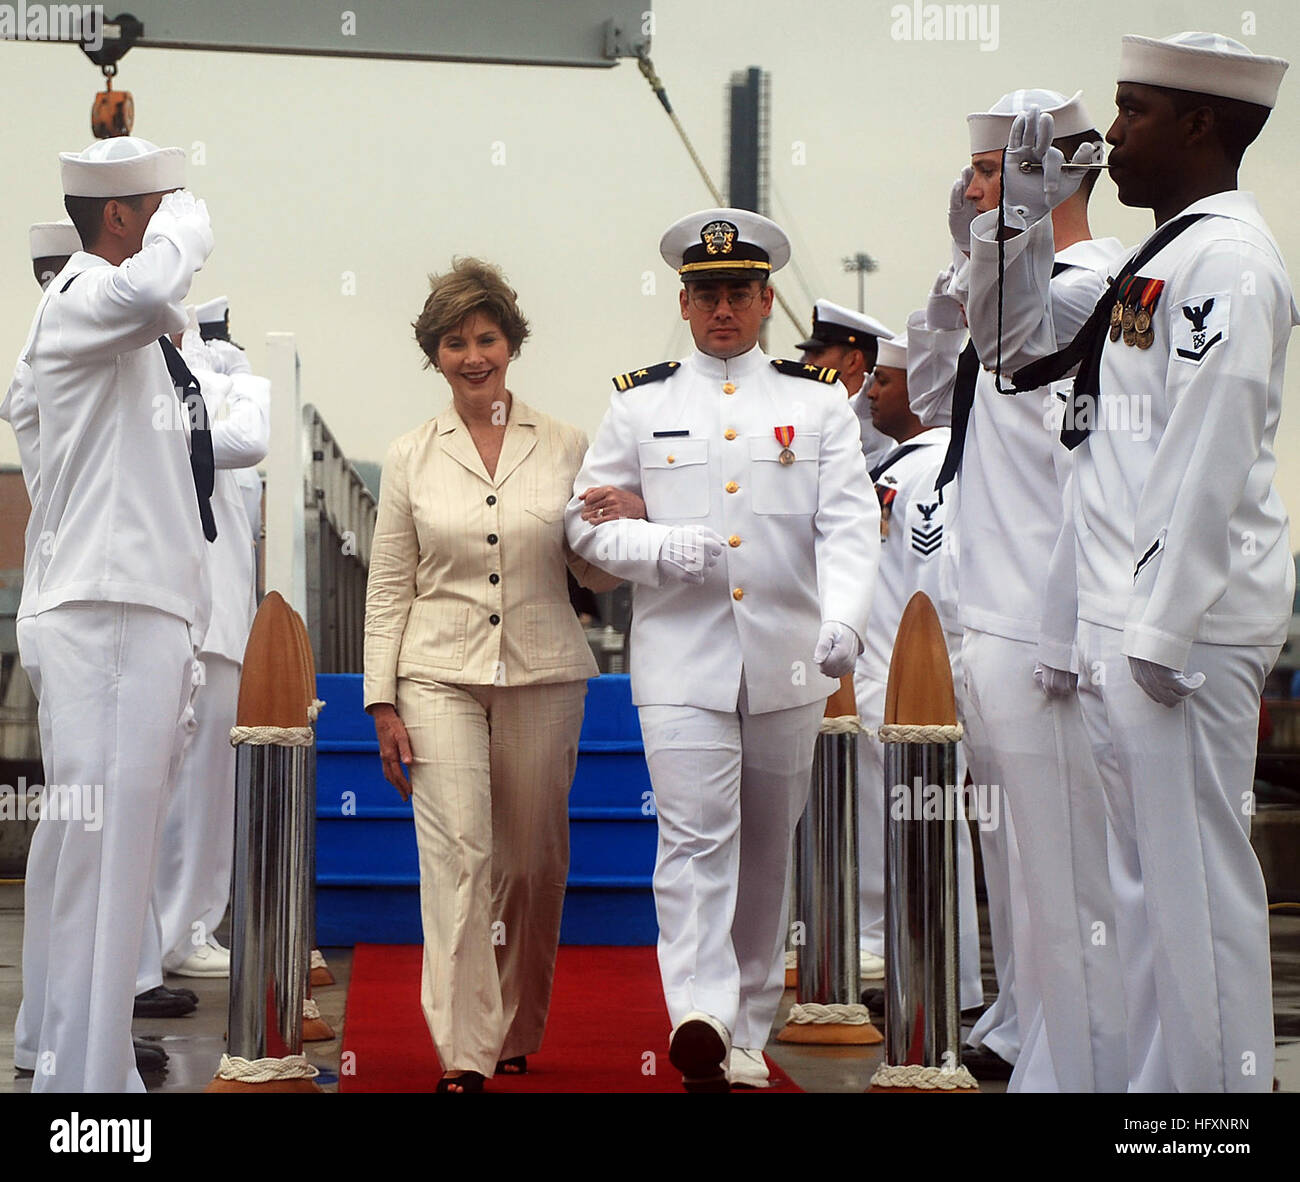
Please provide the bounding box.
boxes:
[2,0,1298,507]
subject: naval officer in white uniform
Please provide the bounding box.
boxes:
[18,137,214,1092]
[987,32,1294,1092]
[796,300,896,474]
[566,208,879,1091]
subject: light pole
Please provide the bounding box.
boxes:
[842,252,878,312]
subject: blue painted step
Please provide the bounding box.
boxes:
[313,673,658,946]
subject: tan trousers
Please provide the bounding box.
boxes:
[396,676,587,1076]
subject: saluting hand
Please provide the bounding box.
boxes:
[948,167,977,255]
[370,704,414,800]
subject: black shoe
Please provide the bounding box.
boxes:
[134,986,197,1018]
[134,1039,168,1073]
[168,985,200,1005]
[960,1045,1013,1080]
[860,987,885,1018]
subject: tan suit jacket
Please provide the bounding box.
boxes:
[365,397,614,707]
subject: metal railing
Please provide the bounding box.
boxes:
[302,404,376,674]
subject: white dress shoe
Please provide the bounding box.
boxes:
[168,940,231,978]
[669,1011,731,1092]
[859,950,885,980]
[727,1046,771,1089]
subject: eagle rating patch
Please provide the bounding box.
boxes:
[1173,292,1230,365]
[911,501,943,557]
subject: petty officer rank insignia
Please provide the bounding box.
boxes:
[911,501,943,557]
[612,361,681,391]
[1173,293,1230,365]
[771,359,839,384]
[1109,276,1164,349]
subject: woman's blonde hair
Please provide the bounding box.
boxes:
[413,257,531,369]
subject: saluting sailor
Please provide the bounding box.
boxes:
[909,88,1129,1092]
[991,32,1294,1092]
[16,136,214,1092]
[566,208,879,1091]
[854,333,983,1011]
[795,299,897,472]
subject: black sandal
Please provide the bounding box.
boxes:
[436,1070,486,1093]
[495,1056,527,1075]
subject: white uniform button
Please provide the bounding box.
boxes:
[724,429,737,441]
[723,382,736,395]
[725,481,739,494]
[732,587,744,601]
[728,535,741,548]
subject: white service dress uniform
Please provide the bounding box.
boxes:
[991,186,1296,1092]
[19,211,211,1087]
[856,424,982,1011]
[148,334,268,976]
[17,169,213,1091]
[566,343,879,1051]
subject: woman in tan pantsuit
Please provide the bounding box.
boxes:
[363,258,623,1093]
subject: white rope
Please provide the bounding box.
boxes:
[302,997,321,1020]
[229,724,315,747]
[308,698,326,722]
[819,715,862,734]
[870,1062,978,1090]
[216,1053,319,1083]
[786,1002,874,1026]
[310,948,328,970]
[877,722,964,744]
[784,949,798,970]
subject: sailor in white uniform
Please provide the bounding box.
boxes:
[910,88,1129,1091]
[796,300,896,474]
[855,333,982,1010]
[983,32,1294,1092]
[147,320,269,982]
[566,208,879,1091]
[17,137,214,1092]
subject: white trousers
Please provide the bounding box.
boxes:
[1076,621,1277,1093]
[639,687,823,1051]
[854,670,983,1011]
[152,655,240,970]
[19,604,198,1092]
[962,628,1127,1092]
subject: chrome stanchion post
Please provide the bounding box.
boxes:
[871,594,977,1092]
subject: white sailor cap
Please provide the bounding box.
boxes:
[196,296,229,326]
[875,334,909,371]
[797,299,895,351]
[59,136,186,198]
[1119,32,1288,108]
[968,89,1096,154]
[660,207,790,280]
[30,219,81,260]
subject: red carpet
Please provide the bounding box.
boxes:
[339,944,801,1093]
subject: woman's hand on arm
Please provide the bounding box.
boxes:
[369,703,413,801]
[578,485,646,523]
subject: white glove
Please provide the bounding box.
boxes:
[143,189,215,266]
[1128,657,1205,708]
[813,620,862,679]
[925,269,966,331]
[1033,662,1077,699]
[657,526,725,585]
[947,167,976,255]
[1002,108,1103,224]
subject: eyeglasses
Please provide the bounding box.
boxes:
[686,287,759,312]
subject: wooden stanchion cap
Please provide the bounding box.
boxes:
[825,673,858,720]
[884,592,957,727]
[236,591,313,729]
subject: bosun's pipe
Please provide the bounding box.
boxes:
[872,592,978,1092]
